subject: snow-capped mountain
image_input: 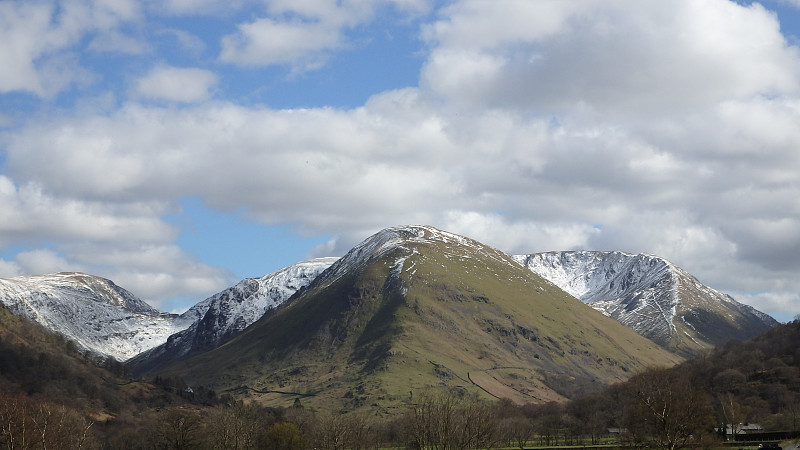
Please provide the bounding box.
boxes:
[0,232,778,366]
[513,251,777,356]
[128,257,337,372]
[0,258,337,363]
[0,272,196,361]
[139,225,680,409]
[314,225,512,289]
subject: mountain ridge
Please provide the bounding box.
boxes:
[128,257,337,373]
[148,225,682,412]
[513,251,777,357]
[0,229,778,368]
[0,272,195,361]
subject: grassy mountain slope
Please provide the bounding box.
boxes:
[0,302,127,414]
[153,226,681,413]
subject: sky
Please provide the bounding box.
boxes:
[1,0,800,322]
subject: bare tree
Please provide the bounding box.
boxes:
[625,368,715,450]
[405,389,500,450]
[499,416,534,450]
[718,392,750,440]
[567,392,609,445]
[308,411,376,450]
[32,402,94,450]
[0,393,94,450]
[154,409,205,450]
[207,402,265,450]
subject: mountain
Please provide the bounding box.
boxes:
[129,257,338,373]
[0,272,196,361]
[148,226,681,413]
[513,251,778,357]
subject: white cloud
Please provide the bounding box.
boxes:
[0,260,23,278]
[775,0,800,9]
[218,0,399,69]
[63,243,236,309]
[0,0,141,96]
[220,18,341,68]
[421,0,800,115]
[13,249,78,276]
[0,2,61,95]
[158,28,206,56]
[381,0,432,15]
[135,66,218,102]
[734,291,800,323]
[85,0,142,28]
[441,211,601,255]
[0,176,232,306]
[3,0,800,320]
[0,176,176,246]
[1,244,234,310]
[0,175,236,306]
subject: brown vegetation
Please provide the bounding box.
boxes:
[2,300,799,449]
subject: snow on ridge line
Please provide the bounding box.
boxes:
[317,225,510,287]
[0,273,194,361]
[511,251,679,304]
[130,256,339,363]
[0,258,341,362]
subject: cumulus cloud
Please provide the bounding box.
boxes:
[63,242,237,309]
[0,260,23,278]
[0,0,141,96]
[1,243,235,310]
[157,28,207,56]
[0,175,232,307]
[218,0,403,69]
[0,176,176,246]
[135,66,218,102]
[2,0,800,320]
[220,18,342,68]
[421,0,800,115]
[13,249,77,275]
[441,211,601,255]
[776,0,800,9]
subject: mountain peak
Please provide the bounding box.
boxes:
[156,227,680,412]
[513,251,677,303]
[1,272,161,315]
[0,272,187,361]
[129,257,338,373]
[316,225,507,287]
[514,251,777,357]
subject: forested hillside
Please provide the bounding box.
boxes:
[551,319,800,449]
[2,298,798,449]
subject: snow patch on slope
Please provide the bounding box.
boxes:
[513,251,777,353]
[133,257,338,364]
[0,272,193,361]
[319,225,509,288]
[0,258,339,363]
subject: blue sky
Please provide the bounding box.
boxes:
[1,0,800,322]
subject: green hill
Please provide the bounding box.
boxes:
[151,226,681,413]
